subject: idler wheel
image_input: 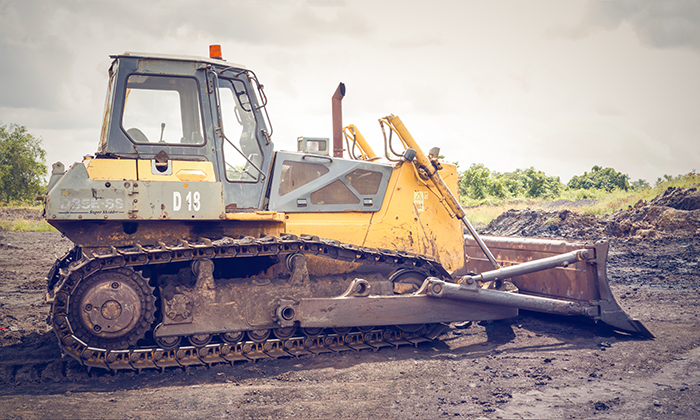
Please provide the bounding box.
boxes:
[68,268,155,350]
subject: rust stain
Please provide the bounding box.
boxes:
[306,255,362,276]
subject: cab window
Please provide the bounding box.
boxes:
[122,75,205,145]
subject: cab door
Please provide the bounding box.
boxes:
[213,74,273,211]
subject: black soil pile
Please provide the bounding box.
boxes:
[481,185,700,241]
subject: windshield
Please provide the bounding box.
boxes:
[218,77,262,181]
[122,74,205,145]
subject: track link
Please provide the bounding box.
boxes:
[47,234,451,372]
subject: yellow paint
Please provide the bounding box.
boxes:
[440,162,461,196]
[285,211,374,247]
[364,161,464,273]
[380,115,466,222]
[85,159,217,182]
[225,211,285,222]
[83,150,465,273]
[413,190,429,213]
[342,124,378,160]
[85,158,137,180]
[176,169,208,181]
[284,161,465,274]
[137,160,216,182]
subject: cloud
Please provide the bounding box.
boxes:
[0,0,375,109]
[389,38,441,49]
[54,0,373,47]
[1,0,698,186]
[547,0,700,51]
[2,1,374,54]
[0,2,75,109]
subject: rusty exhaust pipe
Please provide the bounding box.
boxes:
[332,82,345,158]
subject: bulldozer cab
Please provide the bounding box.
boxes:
[97,53,273,211]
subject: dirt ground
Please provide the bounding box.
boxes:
[1,188,699,419]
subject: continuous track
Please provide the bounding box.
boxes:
[46,234,451,372]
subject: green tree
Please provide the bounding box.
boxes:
[459,163,491,200]
[0,123,47,202]
[519,167,562,198]
[567,165,630,192]
[487,176,507,198]
[656,174,673,186]
[630,178,650,190]
[459,164,563,201]
[500,170,524,197]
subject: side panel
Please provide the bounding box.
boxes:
[45,159,225,222]
[363,162,465,273]
[285,212,374,246]
[270,151,393,248]
[133,181,224,220]
[282,159,465,273]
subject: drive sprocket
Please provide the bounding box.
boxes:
[67,267,155,350]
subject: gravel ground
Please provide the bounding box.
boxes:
[1,198,699,419]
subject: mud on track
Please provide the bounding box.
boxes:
[1,221,700,419]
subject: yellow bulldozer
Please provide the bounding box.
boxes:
[43,46,651,371]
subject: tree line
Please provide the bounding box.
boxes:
[458,162,652,201]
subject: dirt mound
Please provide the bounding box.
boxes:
[482,185,700,241]
[539,198,599,210]
[650,185,700,210]
[0,207,42,222]
[482,208,603,240]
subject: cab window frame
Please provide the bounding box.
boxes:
[120,73,207,147]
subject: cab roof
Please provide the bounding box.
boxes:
[110,52,247,70]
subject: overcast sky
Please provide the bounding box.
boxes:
[2,0,699,184]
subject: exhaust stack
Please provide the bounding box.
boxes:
[332,82,345,158]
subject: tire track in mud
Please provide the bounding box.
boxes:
[499,343,700,419]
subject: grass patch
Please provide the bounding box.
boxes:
[462,201,532,226]
[576,172,699,216]
[463,172,700,227]
[0,201,43,210]
[0,218,57,232]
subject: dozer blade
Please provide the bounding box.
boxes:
[451,236,653,338]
